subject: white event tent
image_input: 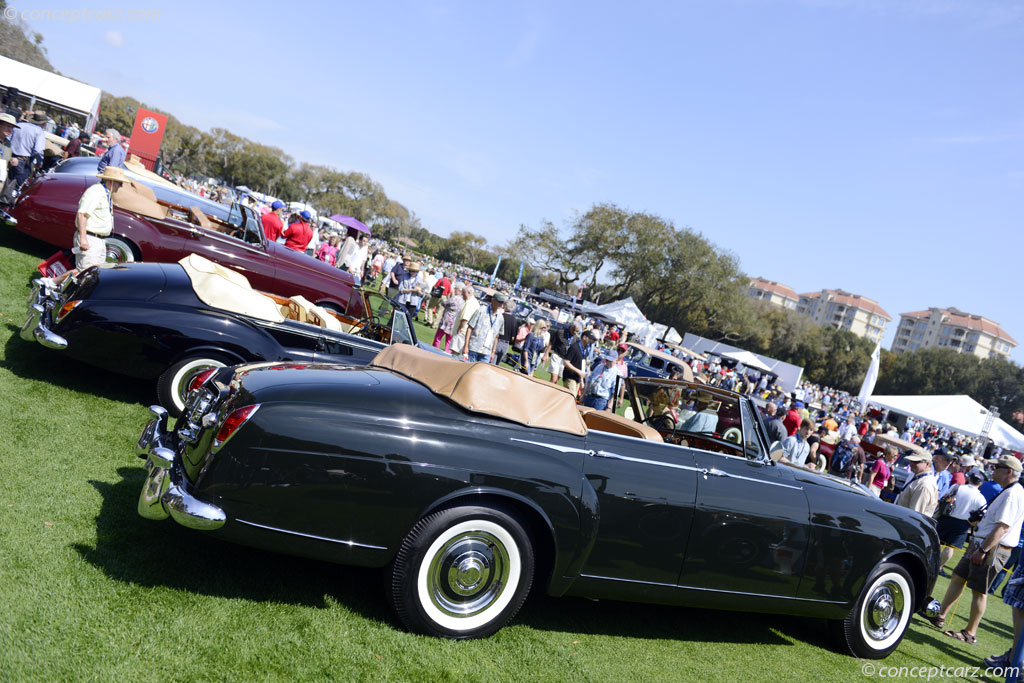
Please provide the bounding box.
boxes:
[869,394,1024,451]
[721,350,773,373]
[1,56,102,132]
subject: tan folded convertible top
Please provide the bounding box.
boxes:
[370,345,587,436]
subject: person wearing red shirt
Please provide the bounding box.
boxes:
[783,401,803,436]
[283,210,313,252]
[261,200,286,242]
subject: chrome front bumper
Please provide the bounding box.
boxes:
[136,405,226,531]
[20,280,68,350]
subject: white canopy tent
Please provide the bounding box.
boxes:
[651,322,683,345]
[721,350,773,373]
[1,57,102,132]
[591,297,652,337]
[869,394,1024,451]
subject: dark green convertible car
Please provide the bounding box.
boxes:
[135,344,939,658]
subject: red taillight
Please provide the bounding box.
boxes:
[212,404,259,451]
[188,368,218,394]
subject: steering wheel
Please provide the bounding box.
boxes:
[643,414,677,432]
[723,427,742,444]
[358,318,387,342]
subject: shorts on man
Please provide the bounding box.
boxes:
[952,541,1013,593]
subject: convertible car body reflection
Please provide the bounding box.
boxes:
[134,345,938,658]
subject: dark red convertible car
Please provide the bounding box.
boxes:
[7,169,357,312]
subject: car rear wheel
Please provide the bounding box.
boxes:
[388,504,534,639]
[104,236,137,263]
[831,562,914,659]
[157,355,229,417]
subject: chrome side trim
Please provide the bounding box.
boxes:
[715,469,803,491]
[592,450,703,474]
[509,438,592,455]
[578,574,846,604]
[235,519,388,550]
[579,573,676,588]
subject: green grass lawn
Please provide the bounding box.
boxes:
[0,229,1017,681]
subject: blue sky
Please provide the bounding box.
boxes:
[19,0,1024,359]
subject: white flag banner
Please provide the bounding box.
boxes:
[858,342,881,412]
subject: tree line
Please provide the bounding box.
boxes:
[97,94,423,243]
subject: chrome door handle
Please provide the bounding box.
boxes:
[702,468,728,479]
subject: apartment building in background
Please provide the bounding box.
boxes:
[796,289,891,343]
[747,277,799,310]
[891,307,1017,359]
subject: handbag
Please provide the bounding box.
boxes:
[430,283,444,298]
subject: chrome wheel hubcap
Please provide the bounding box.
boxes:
[428,530,510,618]
[863,579,904,641]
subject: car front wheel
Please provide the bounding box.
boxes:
[832,562,914,659]
[157,355,229,416]
[388,505,534,639]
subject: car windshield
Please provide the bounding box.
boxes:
[362,291,415,346]
[622,377,763,460]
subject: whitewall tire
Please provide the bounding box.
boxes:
[388,505,534,639]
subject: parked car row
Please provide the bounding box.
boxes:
[8,157,357,311]
[10,167,939,658]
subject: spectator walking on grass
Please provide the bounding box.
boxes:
[464,293,505,363]
[450,285,478,357]
[432,282,464,353]
[936,472,987,576]
[925,455,1024,646]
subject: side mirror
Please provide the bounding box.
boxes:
[769,441,784,462]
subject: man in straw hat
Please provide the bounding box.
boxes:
[41,166,129,290]
[924,454,1024,646]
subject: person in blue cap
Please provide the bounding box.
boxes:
[261,200,287,242]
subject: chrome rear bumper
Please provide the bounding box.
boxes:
[136,405,226,531]
[20,280,68,350]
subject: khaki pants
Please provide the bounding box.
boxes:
[73,231,107,270]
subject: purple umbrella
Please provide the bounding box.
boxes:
[328,214,371,235]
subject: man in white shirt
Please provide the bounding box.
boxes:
[926,455,1024,645]
[838,416,858,443]
[42,166,127,290]
[780,418,814,468]
[936,471,988,572]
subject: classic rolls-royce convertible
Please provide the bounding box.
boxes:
[21,254,423,414]
[135,344,939,658]
[7,168,357,310]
